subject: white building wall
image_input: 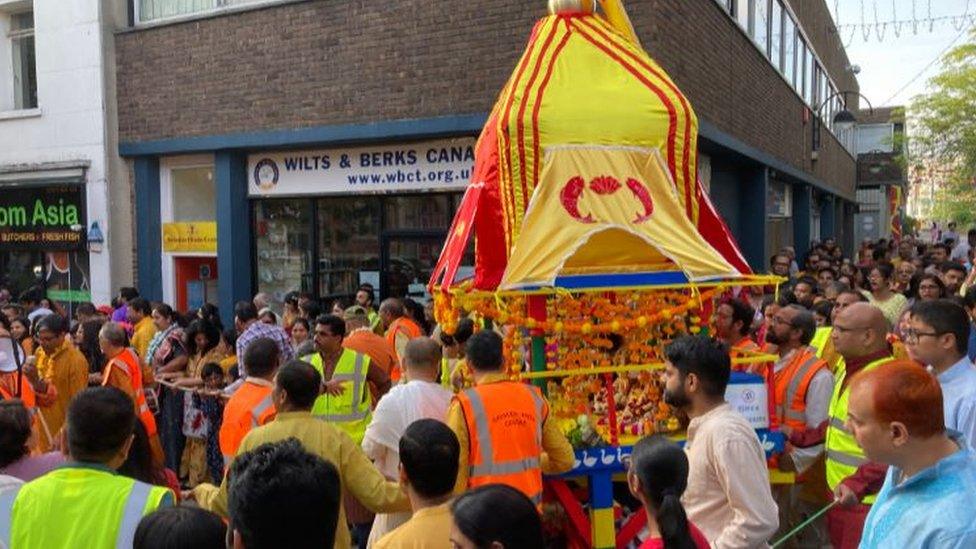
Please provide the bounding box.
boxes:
[0,0,131,305]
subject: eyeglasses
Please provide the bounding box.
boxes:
[902,328,944,345]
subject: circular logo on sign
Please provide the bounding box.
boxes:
[253,158,279,191]
[742,389,756,403]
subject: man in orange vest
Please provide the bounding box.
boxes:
[764,304,834,547]
[446,330,574,504]
[379,298,423,382]
[98,322,165,468]
[713,299,764,375]
[218,337,280,468]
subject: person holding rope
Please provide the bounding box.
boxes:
[0,315,54,452]
[30,314,88,452]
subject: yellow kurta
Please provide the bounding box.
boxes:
[446,373,575,493]
[130,316,157,361]
[374,503,453,549]
[193,411,408,549]
[35,341,89,452]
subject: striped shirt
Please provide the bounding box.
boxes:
[236,321,295,375]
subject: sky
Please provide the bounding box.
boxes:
[828,0,975,109]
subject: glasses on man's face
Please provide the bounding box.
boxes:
[902,328,943,345]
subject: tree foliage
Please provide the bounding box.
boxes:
[911,29,976,223]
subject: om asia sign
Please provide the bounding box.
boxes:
[0,185,86,250]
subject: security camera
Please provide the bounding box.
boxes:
[847,64,861,74]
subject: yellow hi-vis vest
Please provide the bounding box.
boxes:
[304,349,372,444]
[825,356,895,505]
[0,464,171,548]
[810,327,832,357]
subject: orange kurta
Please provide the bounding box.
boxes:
[35,341,89,452]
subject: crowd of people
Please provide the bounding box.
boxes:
[0,229,976,548]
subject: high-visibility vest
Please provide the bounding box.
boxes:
[103,348,157,437]
[456,381,547,506]
[0,465,171,548]
[810,327,831,356]
[386,317,423,381]
[304,349,372,444]
[825,355,895,504]
[219,380,275,467]
[773,346,829,430]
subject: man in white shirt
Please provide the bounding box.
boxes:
[951,229,976,264]
[362,337,453,545]
[664,335,778,548]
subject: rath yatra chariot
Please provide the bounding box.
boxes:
[429,1,788,547]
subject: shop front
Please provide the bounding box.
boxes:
[0,182,91,314]
[247,137,476,306]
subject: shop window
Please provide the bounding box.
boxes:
[171,167,215,221]
[254,200,312,302]
[383,195,453,230]
[7,10,37,110]
[317,197,380,298]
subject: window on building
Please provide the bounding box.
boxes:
[770,0,783,71]
[802,43,814,105]
[752,0,769,56]
[735,0,752,32]
[137,0,284,24]
[857,124,895,154]
[317,197,380,298]
[171,167,215,221]
[9,10,37,110]
[254,200,313,299]
[714,0,733,12]
[784,14,796,89]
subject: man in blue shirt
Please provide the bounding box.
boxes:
[963,288,976,362]
[905,300,976,445]
[847,362,976,548]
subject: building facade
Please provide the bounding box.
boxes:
[855,106,907,244]
[0,0,131,310]
[115,0,860,318]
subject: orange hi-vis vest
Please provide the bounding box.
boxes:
[0,373,35,408]
[456,381,547,505]
[385,317,423,382]
[103,348,157,437]
[218,380,275,467]
[773,346,829,430]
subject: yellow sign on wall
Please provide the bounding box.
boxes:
[162,222,217,253]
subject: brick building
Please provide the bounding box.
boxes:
[115,0,860,317]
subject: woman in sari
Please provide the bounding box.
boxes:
[173,319,223,487]
[146,303,188,473]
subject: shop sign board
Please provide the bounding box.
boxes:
[247,138,476,196]
[162,222,217,253]
[0,185,86,250]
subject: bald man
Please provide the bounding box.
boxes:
[361,337,453,544]
[787,303,896,549]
